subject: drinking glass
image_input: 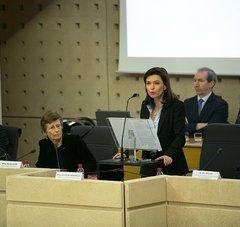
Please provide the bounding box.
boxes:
[194,132,202,143]
[185,132,189,142]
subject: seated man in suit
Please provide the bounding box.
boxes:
[184,67,228,135]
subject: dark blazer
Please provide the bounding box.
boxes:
[184,93,228,134]
[36,134,96,173]
[140,98,189,175]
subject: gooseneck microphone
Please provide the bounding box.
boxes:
[201,148,223,171]
[17,149,37,160]
[120,93,139,162]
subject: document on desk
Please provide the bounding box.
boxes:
[107,117,162,151]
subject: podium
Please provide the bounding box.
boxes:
[6,171,240,226]
[97,159,164,181]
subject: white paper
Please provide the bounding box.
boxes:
[0,161,23,169]
[55,171,84,180]
[192,170,221,180]
[107,117,162,151]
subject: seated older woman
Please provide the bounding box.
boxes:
[36,111,96,172]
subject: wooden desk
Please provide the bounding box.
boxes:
[7,173,240,226]
[7,169,124,227]
[183,140,202,170]
[0,168,49,227]
[125,141,202,179]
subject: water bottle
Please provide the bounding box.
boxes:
[23,160,30,168]
[156,167,163,176]
[77,163,84,180]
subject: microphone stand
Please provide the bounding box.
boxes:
[201,148,223,170]
[54,145,61,170]
[17,149,36,160]
[120,93,139,162]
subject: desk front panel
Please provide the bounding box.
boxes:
[7,170,124,227]
[0,168,47,227]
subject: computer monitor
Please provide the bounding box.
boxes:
[95,110,130,126]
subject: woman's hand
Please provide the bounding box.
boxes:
[113,152,121,159]
[155,155,172,166]
[113,148,126,159]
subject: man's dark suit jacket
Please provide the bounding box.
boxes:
[140,98,189,176]
[184,93,228,135]
[36,134,96,173]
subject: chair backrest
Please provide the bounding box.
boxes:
[70,126,117,161]
[236,108,240,124]
[3,125,22,160]
[200,124,240,179]
[70,125,92,137]
[95,110,130,126]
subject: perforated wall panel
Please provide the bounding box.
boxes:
[1,0,240,165]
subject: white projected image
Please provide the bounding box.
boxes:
[119,0,240,75]
[127,0,240,58]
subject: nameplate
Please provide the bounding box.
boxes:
[192,170,221,180]
[55,171,84,180]
[0,161,23,169]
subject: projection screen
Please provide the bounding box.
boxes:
[119,0,240,76]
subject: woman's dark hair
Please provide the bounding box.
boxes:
[40,111,63,133]
[143,67,176,107]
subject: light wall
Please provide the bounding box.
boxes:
[0,0,240,165]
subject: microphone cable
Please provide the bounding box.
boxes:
[54,145,61,170]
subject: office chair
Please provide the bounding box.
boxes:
[70,125,117,161]
[1,125,22,160]
[235,108,240,124]
[199,124,240,179]
[95,110,130,126]
[71,125,122,180]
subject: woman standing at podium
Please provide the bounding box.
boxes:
[140,67,189,176]
[36,111,96,173]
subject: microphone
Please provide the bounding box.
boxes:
[17,149,36,160]
[120,93,139,162]
[201,148,223,171]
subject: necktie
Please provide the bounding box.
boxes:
[198,99,204,115]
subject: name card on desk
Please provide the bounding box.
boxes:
[55,171,84,180]
[0,161,23,169]
[192,170,221,180]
